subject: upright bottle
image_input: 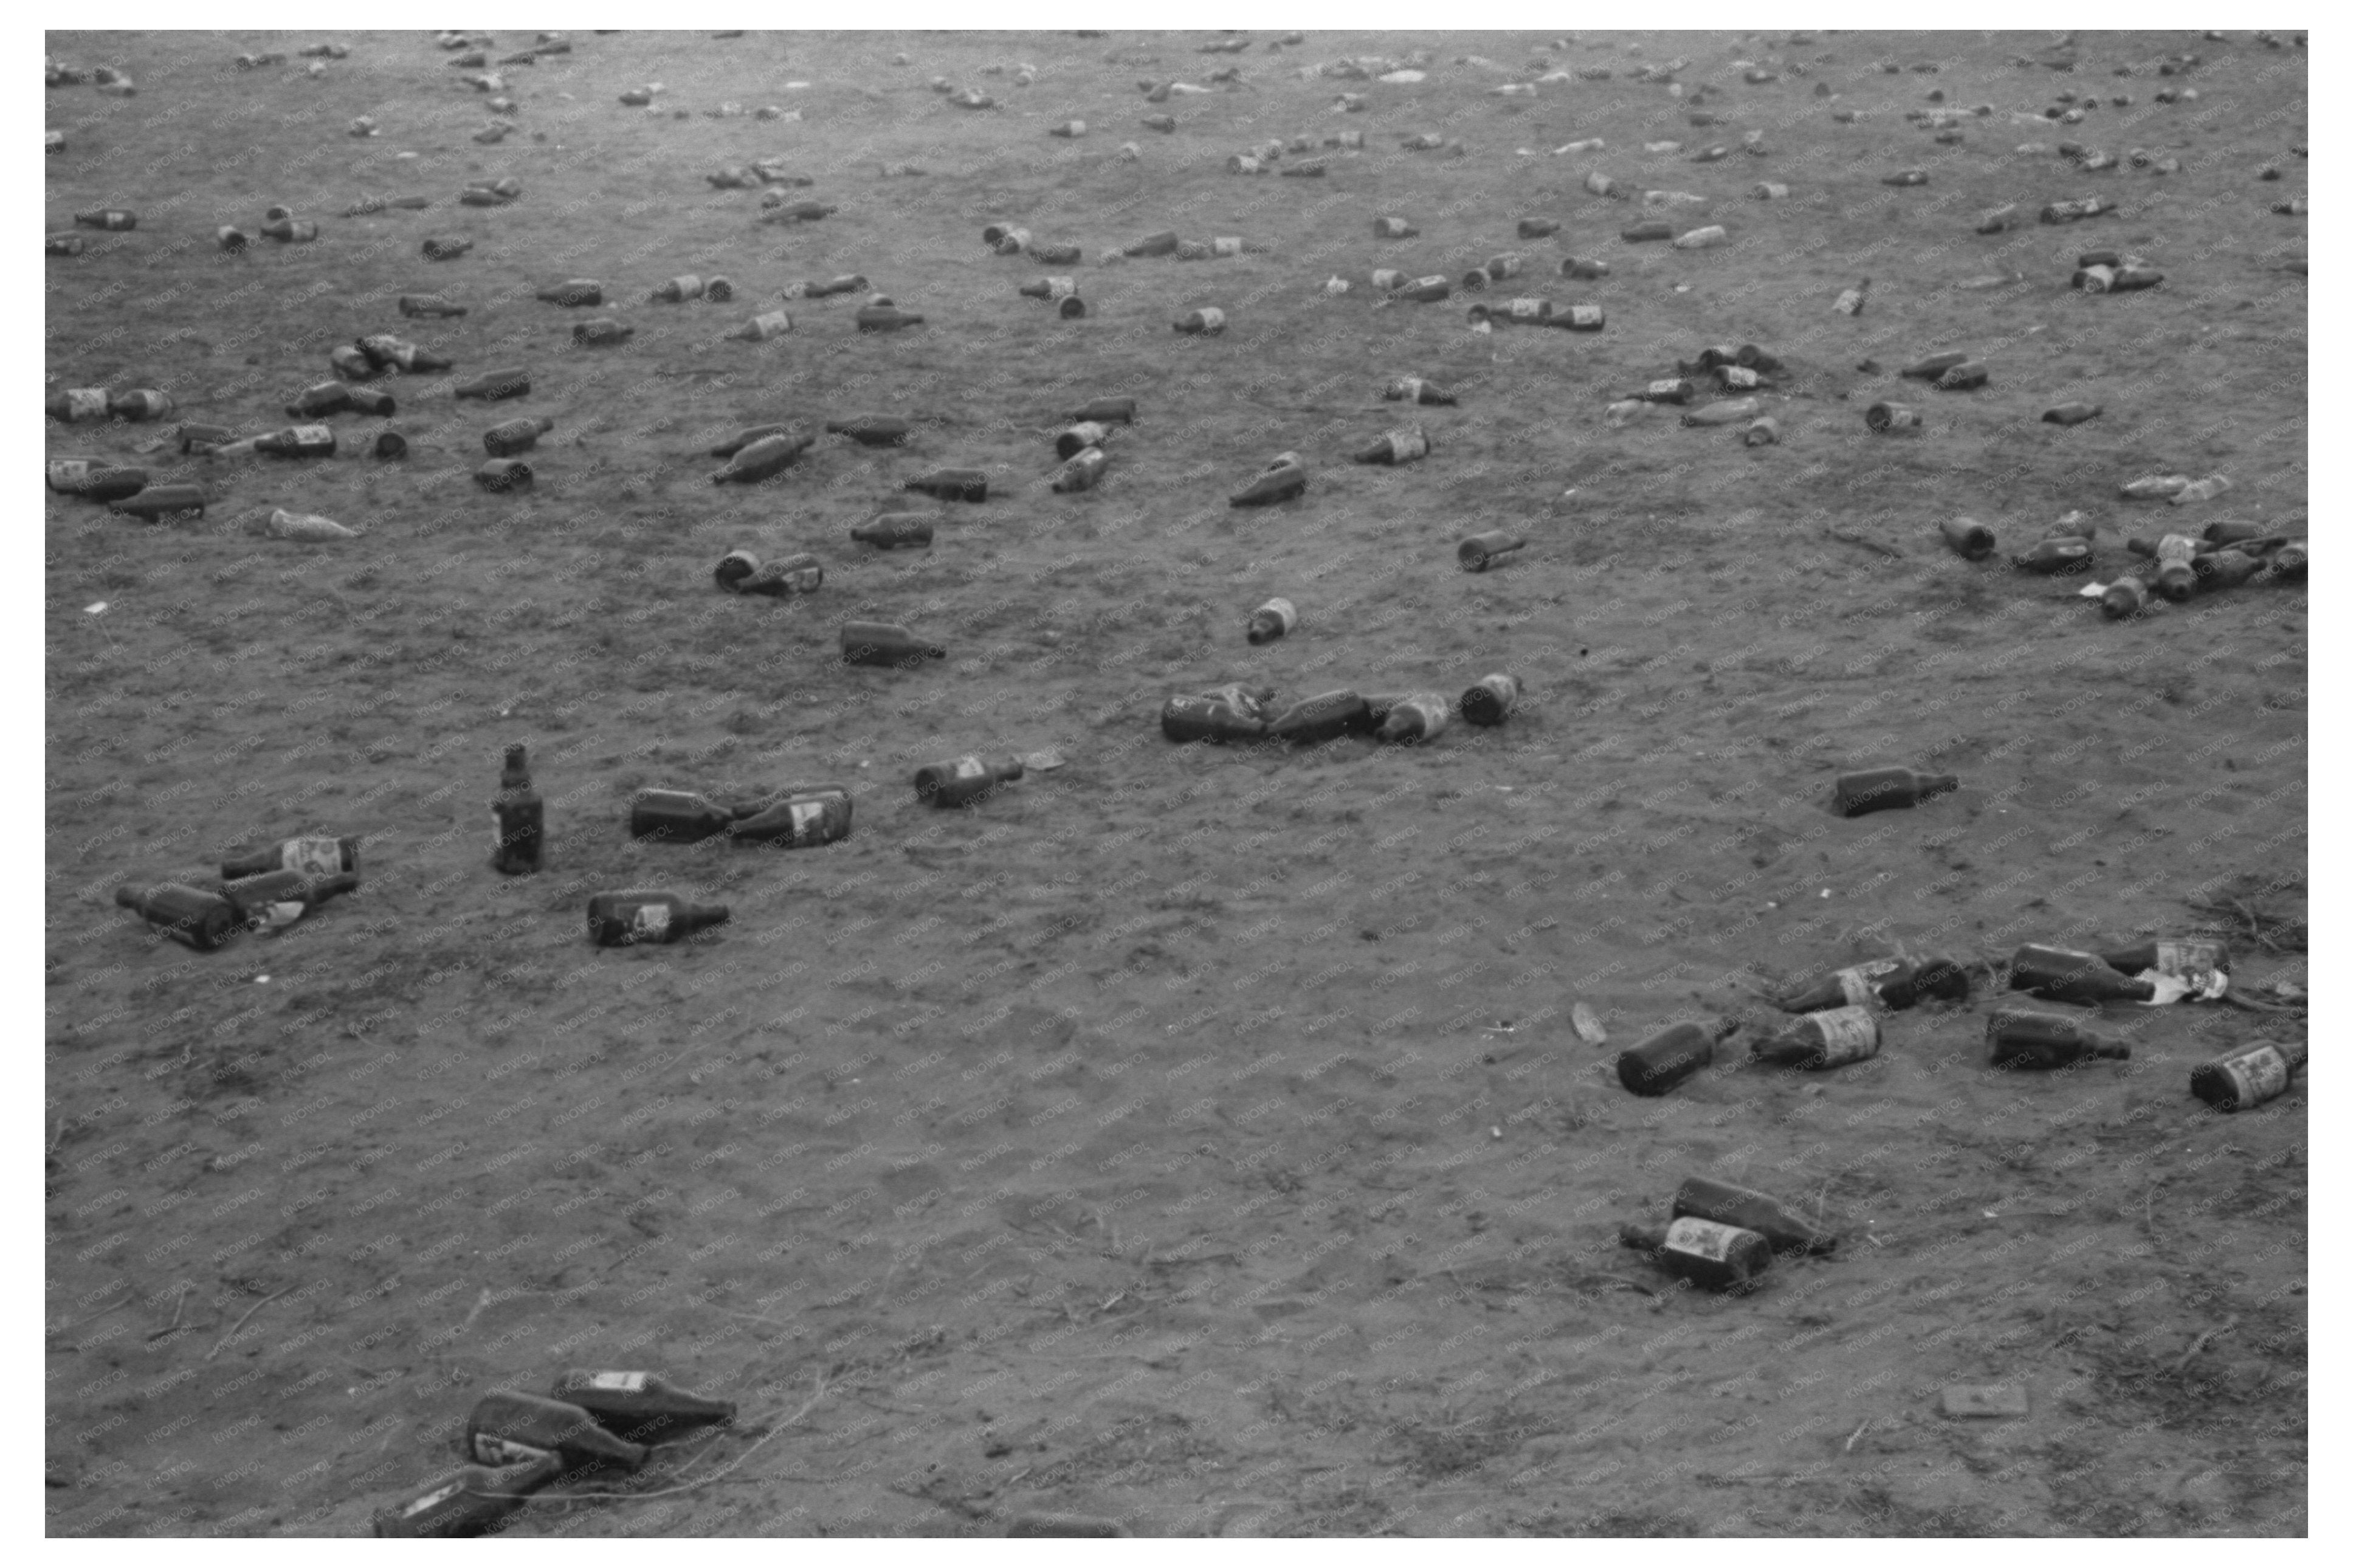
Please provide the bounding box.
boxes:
[491,744,543,875]
[629,789,737,845]
[2188,1039,2305,1112]
[1459,674,1520,727]
[548,1371,738,1444]
[2007,944,2156,1004]
[729,787,853,848]
[586,892,731,947]
[1986,1009,2132,1069]
[1833,766,1957,817]
[914,755,1024,808]
[1616,1018,1734,1096]
[903,469,987,503]
[1748,1005,1881,1069]
[1617,1217,1773,1291]
[371,1453,565,1538]
[1670,1176,1837,1256]
[841,621,946,667]
[220,835,359,878]
[1246,597,1297,645]
[113,884,241,952]
[464,1391,650,1472]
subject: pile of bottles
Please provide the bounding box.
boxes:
[375,1370,736,1537]
[1617,1176,1839,1293]
[114,837,363,951]
[1933,501,2302,610]
[1160,672,1521,748]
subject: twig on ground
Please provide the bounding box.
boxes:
[2172,1316,2241,1375]
[1845,1420,1869,1453]
[1826,526,1904,559]
[205,1283,293,1361]
[148,1283,193,1340]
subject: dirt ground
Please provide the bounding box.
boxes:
[45,28,2306,1538]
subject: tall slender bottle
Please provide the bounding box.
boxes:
[2100,938,2228,977]
[491,744,543,875]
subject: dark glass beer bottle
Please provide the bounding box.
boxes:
[825,415,911,446]
[1459,674,1521,726]
[1162,694,1267,744]
[2188,1039,2305,1112]
[453,368,529,402]
[709,433,812,485]
[1749,1005,1881,1069]
[108,484,207,521]
[630,789,736,844]
[856,304,925,331]
[914,755,1024,808]
[2012,536,2092,573]
[1267,690,1369,745]
[220,835,359,878]
[548,1370,738,1443]
[1617,1217,1773,1291]
[850,515,933,549]
[842,621,946,665]
[1245,597,1296,645]
[536,279,602,306]
[903,469,987,502]
[586,891,730,947]
[114,884,241,952]
[729,788,853,848]
[1229,459,1306,507]
[46,461,147,503]
[1672,1177,1836,1256]
[476,458,533,492]
[2007,944,2155,1004]
[1068,397,1136,424]
[1386,377,1456,405]
[1940,518,1996,559]
[75,209,138,230]
[1055,422,1110,459]
[491,744,542,875]
[1352,427,1430,465]
[464,1391,649,1472]
[220,868,359,926]
[1374,693,1450,743]
[1833,766,1957,817]
[484,416,553,456]
[371,1454,564,1538]
[1616,1019,1733,1096]
[1986,1008,2132,1068]
[1777,955,1968,1013]
[399,294,467,318]
[1458,532,1525,571]
[2100,938,2229,977]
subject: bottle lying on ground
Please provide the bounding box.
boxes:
[586,891,730,947]
[732,551,822,596]
[1370,692,1450,743]
[729,786,853,848]
[212,425,337,459]
[453,368,529,401]
[114,884,241,951]
[2188,1039,2305,1112]
[1068,396,1135,424]
[1616,1018,1735,1096]
[371,1454,564,1538]
[475,458,532,492]
[1618,1217,1773,1291]
[1055,422,1111,459]
[357,334,452,373]
[915,755,1024,808]
[549,1371,739,1444]
[709,433,812,484]
[2007,943,2157,1004]
[1245,597,1296,645]
[220,868,360,929]
[108,484,208,521]
[1833,765,1955,816]
[850,514,933,549]
[825,415,911,447]
[1778,955,1968,1013]
[1986,1009,2131,1069]
[1230,454,1306,507]
[1173,308,1227,335]
[1385,377,1456,405]
[1266,690,1369,746]
[1162,689,1269,744]
[2100,575,2151,619]
[841,621,945,666]
[1354,427,1430,465]
[1749,1005,1881,1069]
[630,790,736,845]
[491,744,542,875]
[1458,673,1520,726]
[902,468,987,503]
[2012,535,2092,573]
[1050,446,1109,492]
[856,304,925,331]
[2193,550,2265,590]
[1672,1177,1837,1257]
[220,835,359,878]
[394,294,464,322]
[1458,532,1524,572]
[46,461,148,503]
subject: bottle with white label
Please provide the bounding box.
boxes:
[729,309,794,341]
[1174,308,1227,335]
[1749,1005,1881,1069]
[463,1391,649,1473]
[548,1370,739,1443]
[1352,427,1430,466]
[2100,938,2229,977]
[913,755,1024,809]
[2188,1038,2305,1112]
[1459,673,1521,727]
[1776,955,1969,1014]
[1617,1216,1773,1291]
[220,836,360,879]
[1246,597,1297,645]
[47,388,116,423]
[1833,278,1870,315]
[371,1453,564,1537]
[1671,1176,1837,1257]
[213,425,336,459]
[585,890,731,947]
[1371,693,1450,744]
[729,786,853,848]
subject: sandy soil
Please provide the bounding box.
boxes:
[46,28,2305,1538]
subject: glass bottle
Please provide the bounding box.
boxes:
[491,744,543,875]
[585,892,731,947]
